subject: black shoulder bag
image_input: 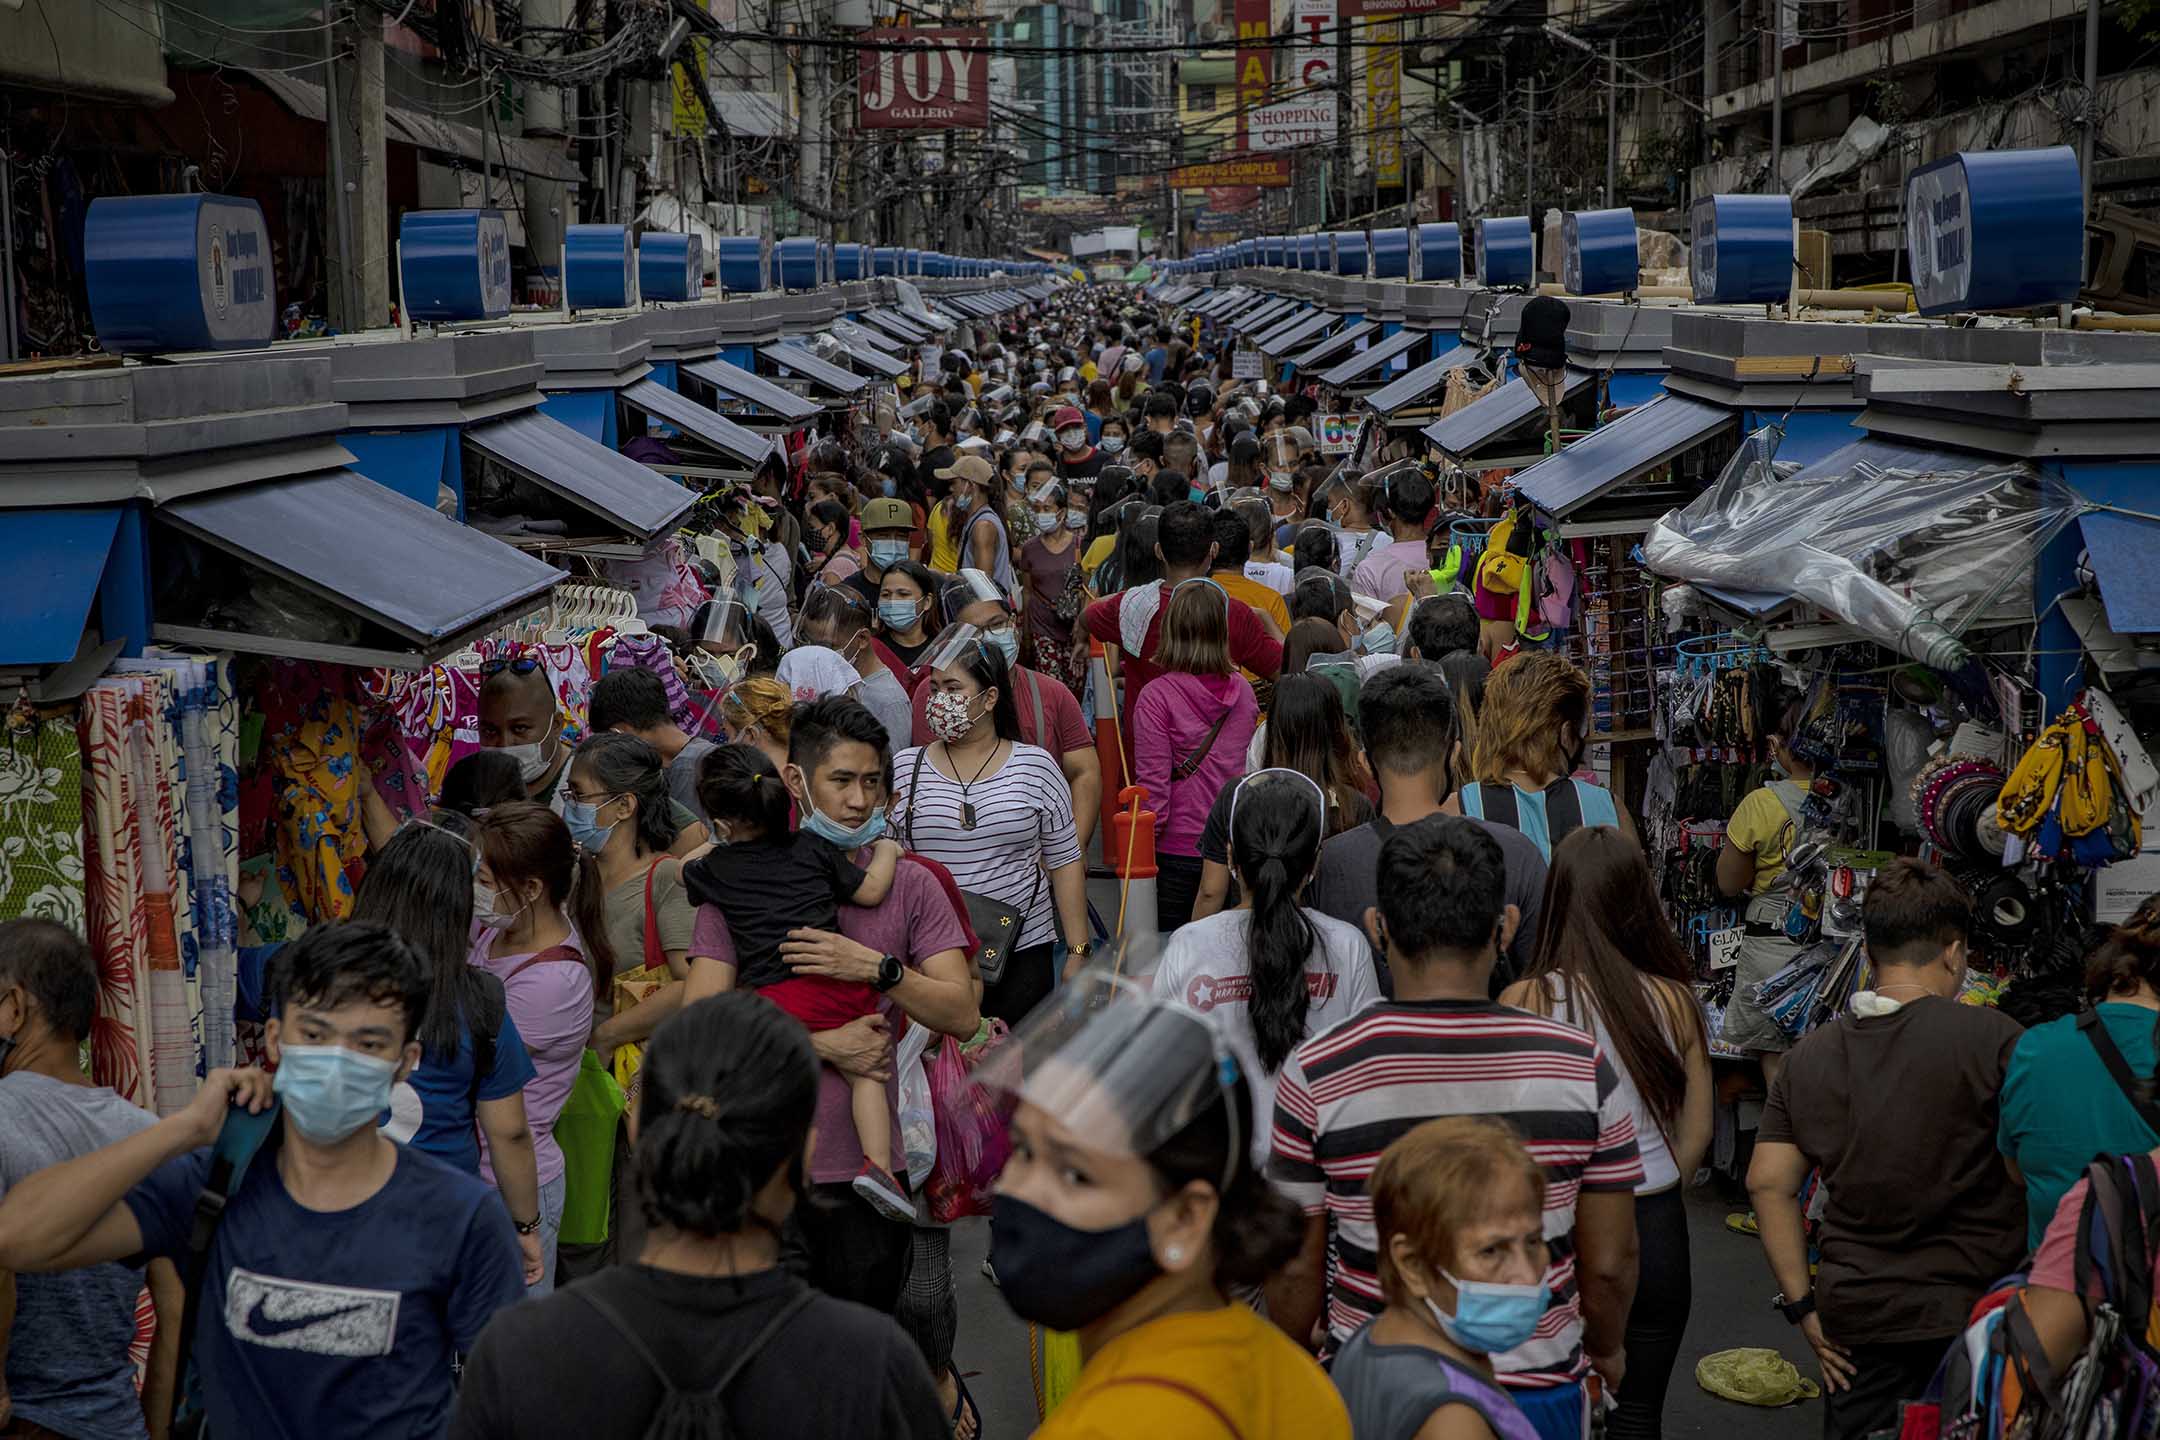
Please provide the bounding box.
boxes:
[905,747,1040,988]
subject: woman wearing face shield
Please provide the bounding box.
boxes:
[1016,477,1088,698]
[1327,1118,1552,1440]
[980,985,1350,1438]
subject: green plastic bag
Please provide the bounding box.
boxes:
[556,1048,625,1247]
[1695,1347,1822,1408]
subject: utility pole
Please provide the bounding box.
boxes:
[1770,0,1784,192]
[325,2,387,327]
[1335,13,1352,224]
[2080,0,2101,218]
[1525,74,1536,232]
[1606,41,1618,207]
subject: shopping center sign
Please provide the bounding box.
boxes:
[859,28,990,130]
[1248,96,1338,151]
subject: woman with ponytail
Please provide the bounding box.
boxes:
[450,994,949,1439]
[1151,770,1380,1163]
[470,801,616,1295]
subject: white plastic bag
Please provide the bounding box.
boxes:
[895,1021,937,1190]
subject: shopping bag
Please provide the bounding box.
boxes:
[925,1019,1013,1225]
[556,1048,626,1247]
[896,1021,937,1191]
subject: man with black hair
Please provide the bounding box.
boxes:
[913,401,957,497]
[797,585,913,751]
[1307,665,1546,982]
[682,695,980,1408]
[1081,500,1284,722]
[588,667,718,822]
[1145,325,1172,384]
[1209,509,1289,638]
[1352,463,1441,600]
[1402,592,1482,662]
[0,922,526,1440]
[0,919,183,1440]
[1128,426,1167,483]
[1270,815,1642,1439]
[1748,860,2024,1439]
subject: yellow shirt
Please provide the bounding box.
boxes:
[927,501,961,574]
[1212,570,1290,637]
[1038,1303,1350,1440]
[1729,782,1802,893]
[1081,360,1099,383]
[1082,534,1117,573]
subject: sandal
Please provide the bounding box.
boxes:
[949,1369,983,1440]
[1725,1210,1761,1237]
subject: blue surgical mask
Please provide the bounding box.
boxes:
[1100,435,1126,455]
[868,537,909,570]
[1065,508,1089,531]
[1358,620,1397,656]
[802,796,889,850]
[987,626,1021,667]
[879,598,921,630]
[1425,1271,1551,1355]
[951,492,974,516]
[562,797,619,854]
[881,477,899,498]
[1189,485,1207,504]
[273,1044,401,1145]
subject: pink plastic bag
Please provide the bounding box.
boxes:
[925,1021,1013,1225]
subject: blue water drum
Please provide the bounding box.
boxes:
[86,193,281,350]
[716,235,770,293]
[1561,209,1640,295]
[1299,235,1325,271]
[1475,216,1535,288]
[835,243,872,281]
[1369,226,1411,278]
[394,208,512,325]
[776,236,820,290]
[902,248,923,275]
[1332,230,1370,276]
[1412,223,1462,283]
[564,224,635,309]
[873,246,903,276]
[1905,146,2084,314]
[1691,194,1794,303]
[638,233,702,302]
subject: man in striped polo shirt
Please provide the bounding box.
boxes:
[1268,816,1643,1440]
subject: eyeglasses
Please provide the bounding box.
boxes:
[479,656,544,678]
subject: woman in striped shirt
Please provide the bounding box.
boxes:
[893,629,1091,1022]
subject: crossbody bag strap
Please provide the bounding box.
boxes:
[1172,707,1232,782]
[642,858,669,971]
[2078,1008,2160,1133]
[503,945,585,983]
[905,747,928,850]
[570,1284,815,1400]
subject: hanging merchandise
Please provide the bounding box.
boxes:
[0,704,87,935]
[1996,701,2142,867]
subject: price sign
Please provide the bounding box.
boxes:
[1708,927,1743,971]
[1315,414,1357,453]
[1231,348,1264,379]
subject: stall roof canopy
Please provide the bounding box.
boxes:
[468,408,698,539]
[1291,318,1379,370]
[859,309,931,344]
[1515,394,1735,518]
[158,470,560,651]
[1248,306,1314,349]
[0,507,121,667]
[758,343,873,399]
[1318,327,1422,387]
[833,339,908,379]
[1230,297,1299,334]
[682,357,821,424]
[1257,308,1337,357]
[2079,510,2160,635]
[1363,344,1484,417]
[619,380,777,470]
[1190,287,1252,318]
[248,68,581,182]
[1421,369,1596,458]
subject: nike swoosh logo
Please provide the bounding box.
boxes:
[246,1295,373,1338]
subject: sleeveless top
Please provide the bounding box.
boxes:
[965,505,1017,601]
[1330,1325,1542,1440]
[1537,973,1682,1191]
[1460,778,1621,861]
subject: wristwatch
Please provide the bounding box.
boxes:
[874,953,905,992]
[1069,941,1096,961]
[1771,1290,1816,1324]
[514,1213,543,1236]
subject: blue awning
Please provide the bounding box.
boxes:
[860,308,930,344]
[682,357,821,424]
[2081,509,2160,634]
[1230,296,1298,334]
[158,471,561,648]
[1257,308,1337,357]
[619,379,778,470]
[1191,287,1251,318]
[1515,394,1735,518]
[1363,344,1484,417]
[1421,369,1596,459]
[1250,306,1315,350]
[1319,327,1423,387]
[0,506,121,666]
[834,340,908,379]
[1290,318,1378,370]
[759,343,873,400]
[468,408,698,540]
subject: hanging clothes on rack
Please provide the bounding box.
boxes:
[256,661,371,929]
[0,704,87,935]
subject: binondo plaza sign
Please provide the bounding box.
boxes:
[858,28,991,130]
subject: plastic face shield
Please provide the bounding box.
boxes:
[919,620,1009,681]
[1226,768,1329,859]
[691,597,757,653]
[970,969,1242,1183]
[937,567,1010,628]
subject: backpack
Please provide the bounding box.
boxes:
[569,1284,814,1438]
[171,1101,283,1439]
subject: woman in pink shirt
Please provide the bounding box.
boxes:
[1133,578,1259,933]
[470,800,612,1297]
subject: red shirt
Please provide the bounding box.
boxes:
[1081,589,1284,726]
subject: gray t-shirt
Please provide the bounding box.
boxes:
[667,737,718,823]
[1330,1326,1543,1440]
[857,669,914,756]
[0,1071,159,1440]
[1306,813,1547,995]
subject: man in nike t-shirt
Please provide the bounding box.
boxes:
[0,923,525,1440]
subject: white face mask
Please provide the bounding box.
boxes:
[494,729,559,785]
[1058,427,1087,448]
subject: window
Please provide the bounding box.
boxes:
[1188,85,1217,111]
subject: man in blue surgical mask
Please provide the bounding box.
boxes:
[844,497,917,611]
[0,923,527,1440]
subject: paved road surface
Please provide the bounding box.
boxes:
[941,1185,1825,1438]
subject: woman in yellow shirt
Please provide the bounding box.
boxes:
[989,982,1351,1440]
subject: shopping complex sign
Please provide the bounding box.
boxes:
[1170,154,1294,188]
[859,28,990,130]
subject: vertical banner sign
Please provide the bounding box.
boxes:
[859,28,991,130]
[1365,20,1403,185]
[1295,0,1336,95]
[1235,0,1273,149]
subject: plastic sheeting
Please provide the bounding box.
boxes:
[1642,430,2077,671]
